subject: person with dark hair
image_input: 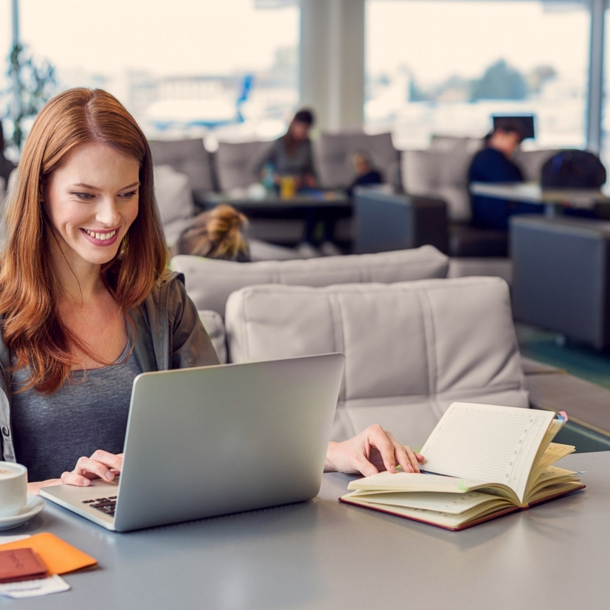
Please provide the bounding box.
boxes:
[0,121,16,185]
[468,120,542,230]
[172,205,251,262]
[257,108,317,188]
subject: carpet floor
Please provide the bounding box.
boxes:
[516,324,610,390]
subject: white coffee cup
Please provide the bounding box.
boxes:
[0,462,27,517]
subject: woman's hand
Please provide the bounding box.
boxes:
[27,479,61,495]
[324,425,425,477]
[60,450,123,487]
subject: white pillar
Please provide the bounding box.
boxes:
[299,0,365,132]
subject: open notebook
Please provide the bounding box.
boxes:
[340,403,585,531]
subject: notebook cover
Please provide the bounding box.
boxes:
[0,533,97,575]
[0,548,48,583]
[339,496,520,531]
[340,485,586,531]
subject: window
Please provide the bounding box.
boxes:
[366,0,590,151]
[1,0,300,149]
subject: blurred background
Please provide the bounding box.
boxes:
[0,0,602,157]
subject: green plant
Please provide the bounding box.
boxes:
[4,43,57,152]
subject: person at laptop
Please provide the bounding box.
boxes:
[0,88,424,494]
[468,120,542,231]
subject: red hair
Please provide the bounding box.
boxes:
[0,88,168,393]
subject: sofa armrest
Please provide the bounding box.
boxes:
[353,190,448,254]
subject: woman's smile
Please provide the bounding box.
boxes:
[81,228,120,246]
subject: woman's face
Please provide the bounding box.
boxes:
[290,121,310,141]
[45,141,140,270]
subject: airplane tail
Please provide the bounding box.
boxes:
[236,74,254,122]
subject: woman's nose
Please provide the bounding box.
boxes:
[96,197,121,226]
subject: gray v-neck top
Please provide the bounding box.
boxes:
[11,341,142,482]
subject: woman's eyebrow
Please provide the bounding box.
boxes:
[72,181,140,190]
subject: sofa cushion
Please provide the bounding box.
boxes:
[225,277,528,445]
[314,132,398,189]
[402,150,473,222]
[170,246,450,316]
[198,310,227,364]
[149,138,215,193]
[154,164,196,247]
[215,141,273,191]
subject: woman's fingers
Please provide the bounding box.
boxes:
[61,470,92,487]
[325,428,425,478]
[62,450,124,487]
[366,425,399,473]
[365,426,424,474]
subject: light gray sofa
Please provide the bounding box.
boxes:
[171,245,449,316]
[197,276,527,447]
[153,164,197,247]
[226,278,527,445]
[183,246,609,452]
[149,138,216,203]
[215,141,273,191]
[174,247,527,446]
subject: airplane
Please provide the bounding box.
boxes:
[146,74,255,131]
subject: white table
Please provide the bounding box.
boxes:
[470,181,610,217]
[2,452,605,610]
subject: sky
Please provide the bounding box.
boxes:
[0,0,591,85]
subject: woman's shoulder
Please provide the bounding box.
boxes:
[145,270,187,306]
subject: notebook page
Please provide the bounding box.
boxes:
[351,491,508,515]
[420,403,555,502]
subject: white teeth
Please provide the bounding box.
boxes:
[85,229,117,241]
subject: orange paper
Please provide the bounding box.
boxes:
[0,533,97,575]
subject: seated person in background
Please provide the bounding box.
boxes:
[468,120,542,231]
[0,121,16,185]
[347,152,383,196]
[172,205,251,262]
[0,88,423,494]
[257,109,317,189]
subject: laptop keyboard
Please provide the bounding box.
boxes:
[82,496,117,517]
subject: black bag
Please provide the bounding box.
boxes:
[541,150,606,189]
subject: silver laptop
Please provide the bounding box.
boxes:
[41,353,344,532]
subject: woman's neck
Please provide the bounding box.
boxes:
[49,240,106,304]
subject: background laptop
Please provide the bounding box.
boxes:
[41,353,345,532]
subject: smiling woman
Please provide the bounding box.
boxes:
[0,88,424,492]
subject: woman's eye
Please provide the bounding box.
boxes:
[119,190,138,199]
[73,192,95,201]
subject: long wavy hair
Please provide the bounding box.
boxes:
[0,88,168,394]
[173,205,250,261]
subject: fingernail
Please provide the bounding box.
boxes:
[83,479,90,486]
[105,472,114,481]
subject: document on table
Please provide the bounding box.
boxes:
[0,534,70,598]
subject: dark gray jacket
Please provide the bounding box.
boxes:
[0,272,220,462]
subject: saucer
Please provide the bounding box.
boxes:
[0,496,45,531]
